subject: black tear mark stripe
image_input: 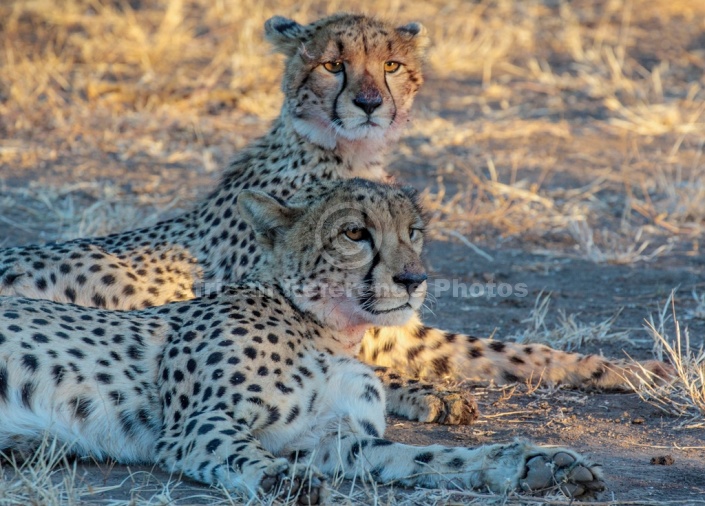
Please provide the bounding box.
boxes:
[358,248,381,309]
[331,53,348,126]
[383,72,397,124]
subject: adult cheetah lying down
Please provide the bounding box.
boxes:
[0,13,669,389]
[0,180,604,502]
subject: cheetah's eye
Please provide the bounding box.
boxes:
[344,227,369,242]
[384,61,401,73]
[323,61,344,73]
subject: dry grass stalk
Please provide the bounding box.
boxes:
[685,290,705,321]
[513,292,633,351]
[2,0,705,253]
[567,220,674,264]
[0,438,85,506]
[631,293,705,428]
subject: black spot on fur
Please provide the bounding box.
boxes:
[67,348,85,359]
[243,347,257,360]
[70,397,93,420]
[431,356,450,376]
[503,371,520,383]
[51,364,65,386]
[96,372,113,384]
[591,367,606,380]
[0,366,9,402]
[21,382,35,408]
[229,372,246,385]
[21,354,39,372]
[206,438,222,453]
[489,341,506,353]
[448,457,465,468]
[360,419,379,437]
[414,452,434,464]
[206,352,223,365]
[285,405,300,423]
[65,287,77,302]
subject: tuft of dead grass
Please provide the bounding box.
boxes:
[3,0,705,260]
[0,181,182,244]
[512,292,633,351]
[631,293,705,428]
[567,220,674,264]
[0,438,93,506]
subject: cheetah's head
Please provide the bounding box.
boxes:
[265,13,429,151]
[239,179,427,342]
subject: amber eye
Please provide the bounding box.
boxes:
[323,61,344,73]
[344,227,367,241]
[384,61,401,73]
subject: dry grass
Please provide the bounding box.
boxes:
[511,292,633,351]
[685,289,705,321]
[567,220,674,264]
[1,0,704,258]
[631,293,705,428]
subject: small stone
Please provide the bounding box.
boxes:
[650,455,675,465]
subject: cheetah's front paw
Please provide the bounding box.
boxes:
[382,372,479,425]
[259,461,326,505]
[520,449,605,498]
[421,390,479,425]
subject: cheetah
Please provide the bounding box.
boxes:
[0,13,669,390]
[0,179,605,502]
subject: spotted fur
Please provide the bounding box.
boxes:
[0,180,604,502]
[0,13,669,393]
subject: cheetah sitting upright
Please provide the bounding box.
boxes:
[0,179,605,502]
[0,13,669,390]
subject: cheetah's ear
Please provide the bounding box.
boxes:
[238,190,300,248]
[396,22,430,55]
[265,16,306,57]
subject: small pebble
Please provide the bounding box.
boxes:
[650,455,675,465]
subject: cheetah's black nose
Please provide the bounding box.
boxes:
[353,91,383,116]
[393,271,428,291]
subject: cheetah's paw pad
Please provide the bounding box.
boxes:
[520,450,605,498]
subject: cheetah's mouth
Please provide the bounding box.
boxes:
[363,302,411,315]
[333,114,390,141]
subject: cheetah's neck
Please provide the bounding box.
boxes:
[181,113,396,284]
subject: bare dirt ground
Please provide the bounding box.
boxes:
[1,0,705,504]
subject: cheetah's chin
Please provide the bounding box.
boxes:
[292,116,396,151]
